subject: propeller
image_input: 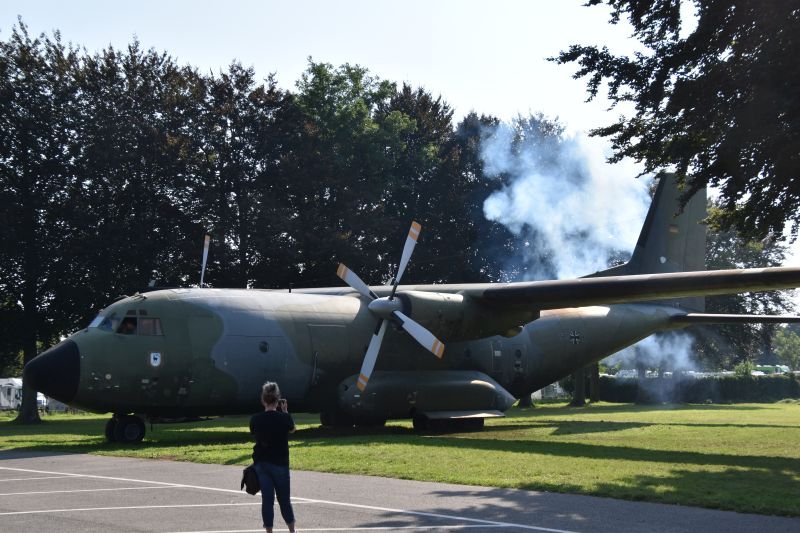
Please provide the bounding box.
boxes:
[337,221,445,392]
[200,234,211,287]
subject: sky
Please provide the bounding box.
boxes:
[0,0,640,133]
[2,1,798,271]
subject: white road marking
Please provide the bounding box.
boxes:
[289,496,578,533]
[0,466,579,533]
[0,475,75,482]
[0,466,241,494]
[0,502,261,516]
[0,486,173,496]
[170,526,507,532]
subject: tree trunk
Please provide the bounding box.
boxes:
[589,362,600,402]
[16,337,41,424]
[570,366,586,407]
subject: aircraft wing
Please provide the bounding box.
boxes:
[300,266,800,311]
[469,267,800,310]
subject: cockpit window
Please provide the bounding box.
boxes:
[90,313,121,332]
[118,317,137,335]
[138,318,163,336]
[115,316,163,336]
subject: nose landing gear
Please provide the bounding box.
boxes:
[105,414,146,443]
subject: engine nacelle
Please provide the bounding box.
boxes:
[395,290,538,342]
[337,370,517,421]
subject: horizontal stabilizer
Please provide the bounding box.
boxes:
[671,313,800,325]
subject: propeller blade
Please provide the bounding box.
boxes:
[337,263,378,300]
[395,221,421,285]
[200,235,211,287]
[357,320,388,391]
[392,311,445,358]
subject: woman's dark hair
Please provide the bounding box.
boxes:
[261,381,280,406]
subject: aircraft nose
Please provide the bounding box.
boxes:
[23,339,80,404]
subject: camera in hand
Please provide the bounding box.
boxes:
[278,399,287,412]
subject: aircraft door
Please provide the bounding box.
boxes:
[307,324,351,388]
[222,336,287,403]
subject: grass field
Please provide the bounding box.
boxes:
[2,401,800,516]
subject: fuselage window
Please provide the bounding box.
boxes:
[138,318,163,336]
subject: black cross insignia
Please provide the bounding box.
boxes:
[569,331,581,345]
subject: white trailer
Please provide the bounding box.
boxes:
[0,378,22,410]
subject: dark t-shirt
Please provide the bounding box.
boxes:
[249,410,295,466]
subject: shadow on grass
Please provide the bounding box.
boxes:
[518,402,777,415]
[588,466,800,516]
[4,409,800,516]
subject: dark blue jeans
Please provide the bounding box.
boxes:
[254,461,295,528]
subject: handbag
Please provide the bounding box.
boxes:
[240,464,260,495]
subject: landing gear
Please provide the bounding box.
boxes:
[320,409,354,428]
[105,414,146,443]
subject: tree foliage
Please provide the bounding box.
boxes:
[0,23,525,419]
[553,0,800,239]
[692,205,796,369]
[773,327,800,371]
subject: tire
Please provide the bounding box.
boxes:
[104,418,117,443]
[320,409,354,428]
[113,415,145,443]
[354,417,386,428]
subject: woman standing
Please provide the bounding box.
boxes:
[250,382,297,533]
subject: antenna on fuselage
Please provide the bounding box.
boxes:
[200,234,210,287]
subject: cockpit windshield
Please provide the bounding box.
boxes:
[88,312,163,335]
[89,313,121,332]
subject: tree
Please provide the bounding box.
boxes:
[692,206,796,369]
[189,64,290,289]
[553,1,800,240]
[280,61,404,286]
[0,23,83,422]
[773,327,800,371]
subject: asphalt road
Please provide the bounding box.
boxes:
[1,451,798,532]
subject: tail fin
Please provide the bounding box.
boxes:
[591,173,708,311]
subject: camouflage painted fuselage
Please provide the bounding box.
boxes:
[55,286,683,420]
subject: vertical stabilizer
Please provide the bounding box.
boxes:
[590,174,707,311]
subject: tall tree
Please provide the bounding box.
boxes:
[693,208,796,369]
[70,41,206,300]
[772,327,800,371]
[553,1,800,240]
[282,61,400,286]
[0,23,81,422]
[450,112,519,283]
[189,64,289,288]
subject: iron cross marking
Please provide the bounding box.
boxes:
[569,331,581,345]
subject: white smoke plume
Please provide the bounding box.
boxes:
[609,332,698,372]
[480,119,651,280]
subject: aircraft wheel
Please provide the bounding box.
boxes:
[320,409,354,428]
[104,418,118,443]
[113,415,145,443]
[354,417,386,428]
[412,413,429,431]
[320,411,333,427]
[462,418,484,431]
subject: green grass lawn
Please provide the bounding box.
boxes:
[3,401,800,516]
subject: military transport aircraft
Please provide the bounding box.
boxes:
[24,175,800,442]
